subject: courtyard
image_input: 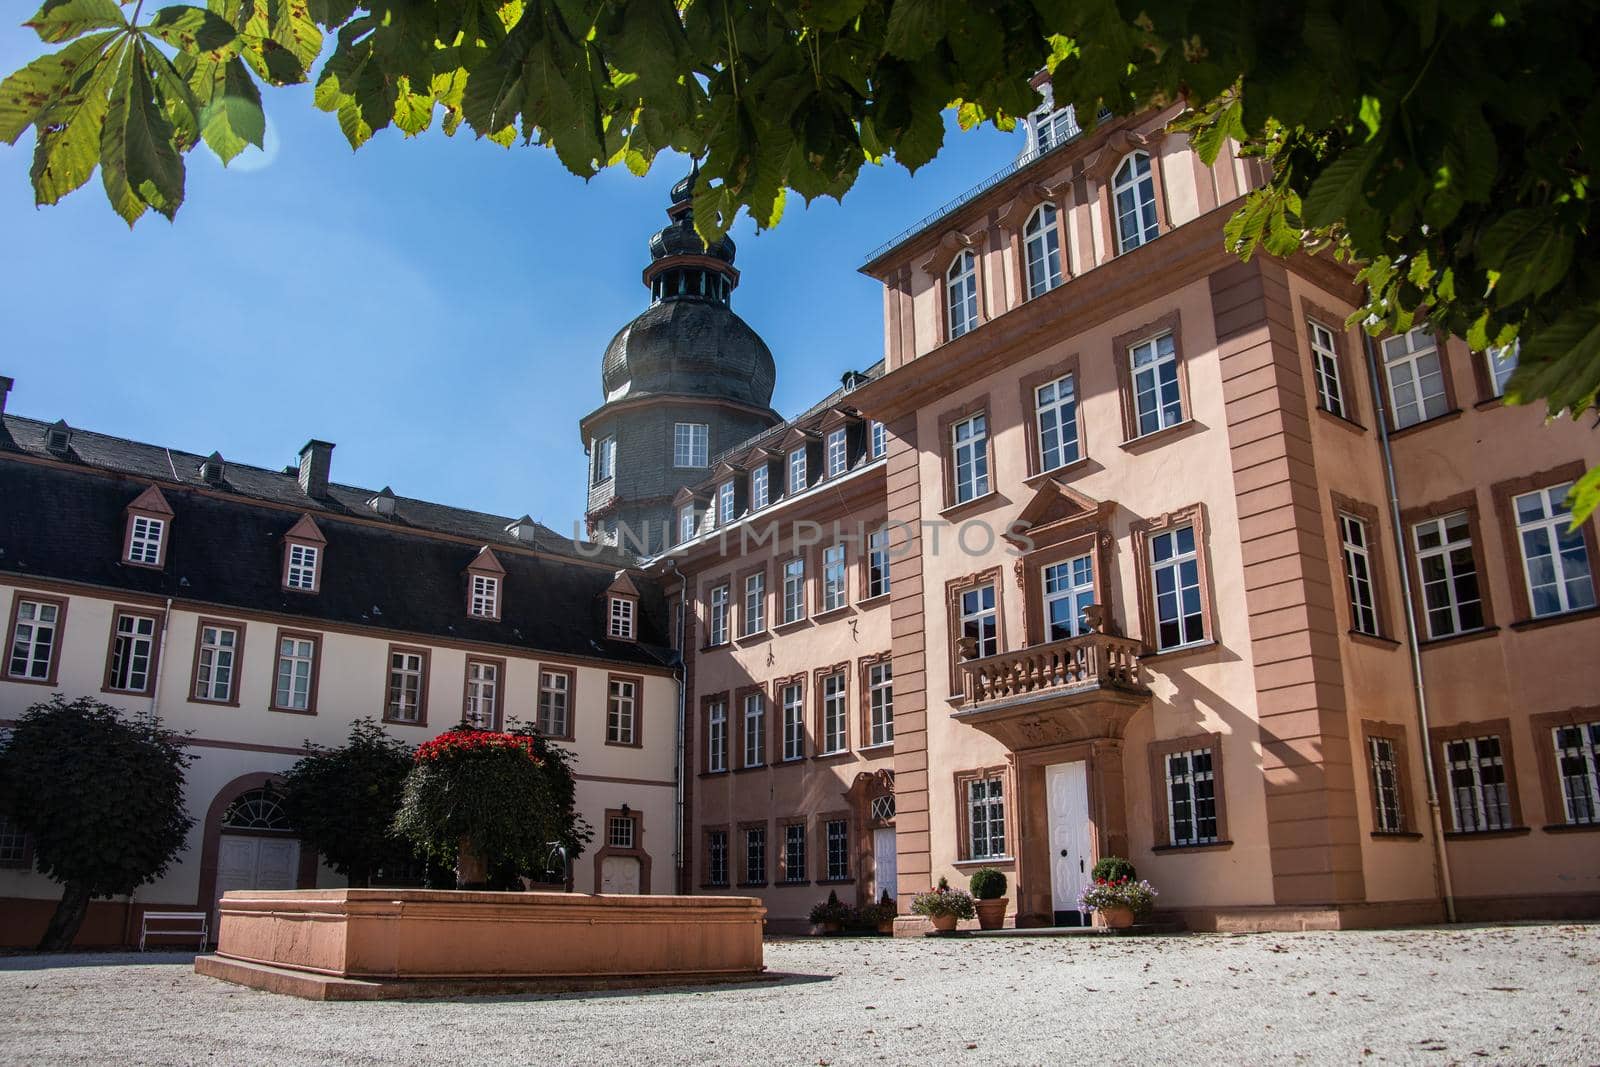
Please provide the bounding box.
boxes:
[0,923,1594,1065]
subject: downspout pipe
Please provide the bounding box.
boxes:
[1361,332,1457,923]
[663,557,689,891]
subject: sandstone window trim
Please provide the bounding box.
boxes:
[952,764,1014,862]
[1430,718,1525,834]
[858,651,894,749]
[190,617,246,707]
[813,662,851,757]
[1018,354,1087,479]
[1399,491,1497,640]
[382,644,431,727]
[604,672,644,748]
[1299,298,1365,428]
[701,824,730,889]
[701,691,730,774]
[4,592,68,687]
[1130,504,1214,654]
[1148,732,1231,850]
[739,819,769,887]
[737,683,769,769]
[779,817,809,885]
[102,604,164,697]
[535,665,577,741]
[1361,720,1420,837]
[1529,708,1600,829]
[776,673,808,762]
[1330,491,1397,642]
[270,628,322,715]
[935,395,994,512]
[1490,461,1599,624]
[1111,310,1190,446]
[463,654,507,731]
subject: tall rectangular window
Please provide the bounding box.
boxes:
[678,505,696,545]
[825,819,849,880]
[194,623,239,703]
[966,776,1006,860]
[608,596,635,640]
[783,823,807,883]
[708,584,730,645]
[707,830,728,887]
[1165,747,1218,846]
[742,571,765,636]
[951,413,989,504]
[107,611,157,693]
[782,558,806,624]
[1446,735,1510,832]
[1380,327,1448,428]
[744,827,766,885]
[825,428,848,477]
[707,699,727,772]
[870,421,887,459]
[470,574,499,618]
[1553,722,1600,825]
[822,544,847,612]
[1042,555,1094,641]
[1339,514,1380,636]
[1414,512,1483,638]
[821,671,847,754]
[607,677,637,745]
[464,660,499,729]
[674,422,708,468]
[591,435,615,485]
[788,448,807,495]
[959,583,998,660]
[285,543,319,591]
[867,528,893,598]
[0,815,28,868]
[1514,483,1596,618]
[868,661,894,747]
[781,682,805,760]
[1485,341,1519,398]
[7,598,61,681]
[386,649,426,723]
[718,480,735,525]
[1307,320,1347,419]
[127,515,164,566]
[1035,374,1079,471]
[1129,331,1183,436]
[750,464,769,510]
[1369,736,1404,833]
[742,691,766,767]
[274,634,316,711]
[537,669,571,737]
[1149,525,1204,650]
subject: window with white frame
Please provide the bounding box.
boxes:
[782,557,806,623]
[1130,331,1183,436]
[607,815,635,850]
[608,595,636,639]
[537,669,570,736]
[1112,151,1159,254]
[707,829,728,886]
[742,691,765,767]
[673,422,709,468]
[1165,747,1218,846]
[742,571,765,636]
[1380,328,1448,428]
[708,584,729,645]
[0,815,28,867]
[946,250,979,340]
[1338,513,1380,636]
[867,527,892,599]
[1035,373,1079,471]
[781,682,805,760]
[1414,512,1484,638]
[1369,736,1405,832]
[607,677,637,744]
[787,448,807,495]
[750,464,769,510]
[107,611,157,693]
[387,650,426,722]
[707,699,728,772]
[822,543,847,612]
[1553,721,1600,825]
[868,660,893,747]
[1485,340,1519,398]
[274,634,316,711]
[591,435,615,485]
[966,775,1006,859]
[783,823,807,883]
[825,819,849,880]
[127,515,164,566]
[744,826,766,884]
[1043,555,1095,641]
[959,583,998,660]
[718,480,735,525]
[821,671,847,754]
[194,623,239,703]
[285,542,319,591]
[7,598,61,681]
[465,660,499,729]
[1513,482,1596,618]
[870,420,887,459]
[678,504,696,544]
[1024,203,1064,299]
[1033,102,1079,150]
[470,574,499,618]
[1307,320,1347,419]
[1149,524,1204,650]
[1446,735,1511,832]
[825,427,848,477]
[951,412,989,503]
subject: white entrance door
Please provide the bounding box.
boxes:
[873,828,897,901]
[1045,761,1092,925]
[214,833,299,923]
[600,855,642,894]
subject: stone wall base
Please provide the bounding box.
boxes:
[0,895,196,949]
[1168,892,1600,933]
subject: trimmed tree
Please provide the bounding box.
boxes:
[279,718,415,889]
[0,695,194,951]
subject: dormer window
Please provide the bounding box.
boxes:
[825,428,848,478]
[750,465,769,510]
[870,421,887,459]
[1032,103,1079,153]
[470,574,499,618]
[609,596,636,640]
[281,514,327,594]
[788,448,807,495]
[946,251,978,339]
[1112,151,1159,254]
[718,480,736,525]
[45,421,71,454]
[286,544,319,590]
[678,504,696,544]
[1024,203,1064,298]
[121,485,174,570]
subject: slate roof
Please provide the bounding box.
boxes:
[709,359,887,467]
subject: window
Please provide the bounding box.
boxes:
[1043,554,1095,641]
[106,611,158,693]
[1149,525,1204,650]
[1112,151,1159,253]
[1380,328,1448,428]
[464,659,500,729]
[718,480,735,525]
[7,597,62,682]
[867,528,892,599]
[1034,374,1079,471]
[750,464,769,510]
[821,671,847,755]
[742,571,765,636]
[781,682,805,760]
[951,413,989,504]
[193,623,239,703]
[469,574,499,618]
[1033,103,1078,150]
[966,775,1007,860]
[825,428,848,477]
[386,648,427,723]
[1553,721,1600,825]
[608,595,636,640]
[1165,747,1218,846]
[1129,331,1183,436]
[1484,340,1519,398]
[1024,203,1064,298]
[707,830,728,887]
[1414,512,1484,638]
[607,815,635,850]
[285,542,319,591]
[1339,514,1380,636]
[782,558,806,624]
[869,421,887,459]
[591,435,615,485]
[537,669,571,737]
[868,660,893,747]
[708,584,730,645]
[678,504,696,544]
[742,691,766,767]
[127,515,164,566]
[273,633,317,712]
[946,250,978,340]
[1307,320,1347,419]
[607,677,638,745]
[783,823,807,883]
[744,826,766,885]
[1446,735,1511,832]
[673,422,708,468]
[707,698,728,772]
[822,543,847,612]
[1513,483,1596,618]
[825,819,849,880]
[787,448,807,495]
[959,583,998,660]
[0,815,28,868]
[1369,736,1405,833]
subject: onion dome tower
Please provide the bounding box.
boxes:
[580,171,781,555]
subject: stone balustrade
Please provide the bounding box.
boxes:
[960,632,1145,706]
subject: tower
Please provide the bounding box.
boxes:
[580,172,781,554]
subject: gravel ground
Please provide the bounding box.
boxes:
[1,923,1595,1065]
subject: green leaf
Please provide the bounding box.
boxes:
[1301,138,1381,230]
[1566,465,1600,526]
[24,0,125,44]
[29,35,127,206]
[145,5,240,55]
[884,0,948,60]
[101,40,186,224]
[1189,92,1244,167]
[1477,208,1573,305]
[1357,95,1381,141]
[265,0,324,73]
[1513,304,1600,414]
[0,30,116,145]
[144,45,200,152]
[195,56,265,164]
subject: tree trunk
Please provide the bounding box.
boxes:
[456,837,487,889]
[39,881,92,952]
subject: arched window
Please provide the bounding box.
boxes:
[946,251,979,340]
[1024,204,1063,299]
[1112,151,1159,254]
[221,787,292,832]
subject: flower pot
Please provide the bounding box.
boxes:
[929,913,959,933]
[974,897,1008,930]
[1098,905,1135,930]
[877,920,895,936]
[821,921,841,935]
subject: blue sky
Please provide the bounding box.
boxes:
[0,25,1017,534]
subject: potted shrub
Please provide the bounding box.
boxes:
[862,890,897,935]
[968,867,1008,930]
[910,876,975,933]
[809,890,848,934]
[1078,858,1156,929]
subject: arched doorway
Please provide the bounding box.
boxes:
[196,774,316,927]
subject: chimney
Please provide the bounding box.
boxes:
[201,451,225,485]
[0,376,12,416]
[297,439,334,497]
[368,486,397,517]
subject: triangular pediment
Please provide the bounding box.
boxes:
[607,571,641,598]
[779,426,818,449]
[672,485,705,506]
[126,484,174,516]
[284,513,327,544]
[466,546,506,575]
[738,445,779,469]
[817,407,859,431]
[712,459,744,479]
[1005,479,1110,547]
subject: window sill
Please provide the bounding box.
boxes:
[603,740,643,749]
[1510,607,1600,633]
[1139,640,1217,665]
[816,877,857,886]
[700,641,732,653]
[1346,630,1402,650]
[192,697,243,709]
[1119,419,1201,454]
[813,605,853,622]
[270,705,318,717]
[3,674,61,687]
[1542,822,1600,834]
[698,770,730,779]
[858,742,895,755]
[382,717,430,728]
[1151,840,1233,854]
[102,686,156,700]
[776,755,808,766]
[1386,408,1463,440]
[1443,826,1532,840]
[940,491,1001,520]
[812,750,855,764]
[738,882,769,889]
[734,764,767,775]
[952,857,1015,869]
[735,630,771,647]
[772,618,812,634]
[1418,626,1500,650]
[1473,396,1508,411]
[1022,456,1091,489]
[778,879,812,888]
[1314,407,1368,435]
[699,884,731,891]
[857,592,892,608]
[1370,831,1425,841]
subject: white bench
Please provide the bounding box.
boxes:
[139,911,209,951]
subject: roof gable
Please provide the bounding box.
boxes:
[466,546,506,575]
[126,484,174,516]
[285,513,327,544]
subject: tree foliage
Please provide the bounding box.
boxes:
[2,1,1596,512]
[279,717,414,888]
[0,695,194,950]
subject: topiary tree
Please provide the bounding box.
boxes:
[968,867,1007,900]
[280,718,415,889]
[0,695,194,950]
[1091,856,1138,884]
[393,724,590,889]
